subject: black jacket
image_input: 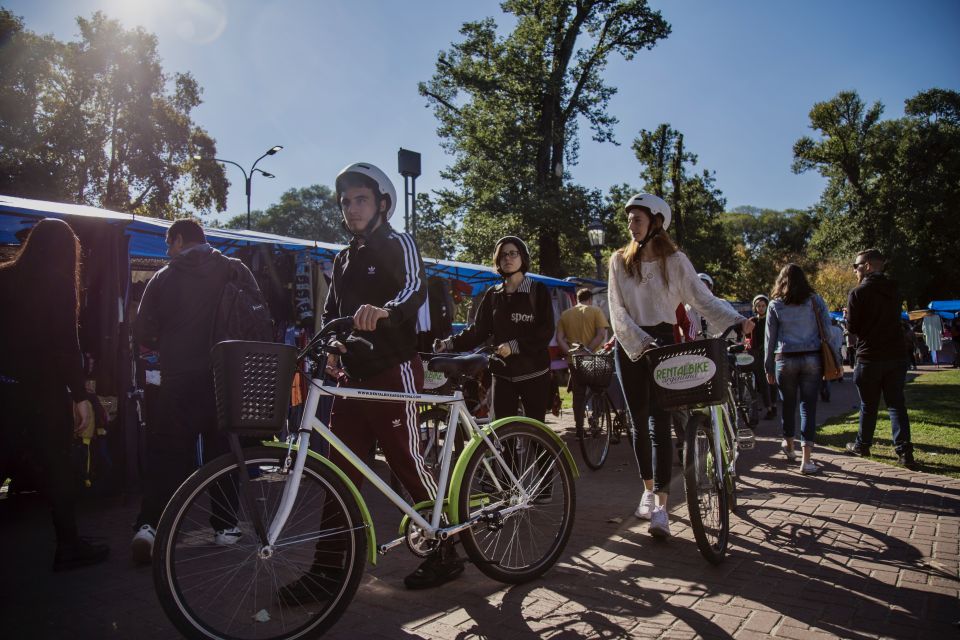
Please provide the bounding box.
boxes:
[322,224,427,381]
[451,276,554,381]
[846,272,905,362]
[749,313,767,359]
[135,245,258,376]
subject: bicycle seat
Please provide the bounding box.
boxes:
[726,343,746,354]
[427,354,489,377]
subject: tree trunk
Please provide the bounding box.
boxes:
[671,133,685,246]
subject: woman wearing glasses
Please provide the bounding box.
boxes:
[434,236,554,422]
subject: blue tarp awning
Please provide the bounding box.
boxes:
[0,194,574,294]
[928,300,960,319]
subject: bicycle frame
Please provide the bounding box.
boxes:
[692,383,738,494]
[259,373,562,560]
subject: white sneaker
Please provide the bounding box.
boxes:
[131,524,156,565]
[781,443,797,462]
[214,526,242,545]
[800,462,820,475]
[648,506,671,538]
[634,490,657,520]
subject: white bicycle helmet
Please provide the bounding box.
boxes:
[625,193,672,230]
[335,162,397,220]
[752,294,769,307]
[698,273,715,289]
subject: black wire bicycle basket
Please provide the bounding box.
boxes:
[644,339,729,410]
[570,352,615,389]
[211,341,298,436]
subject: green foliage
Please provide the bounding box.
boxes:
[793,88,960,306]
[810,258,858,311]
[720,207,816,301]
[628,123,733,292]
[0,9,226,218]
[818,368,960,478]
[414,192,458,260]
[223,185,348,244]
[420,0,670,277]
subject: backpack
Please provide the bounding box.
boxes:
[210,259,274,345]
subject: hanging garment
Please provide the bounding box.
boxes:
[293,252,314,328]
[922,314,943,352]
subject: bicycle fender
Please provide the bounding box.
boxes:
[447,416,580,525]
[261,440,378,565]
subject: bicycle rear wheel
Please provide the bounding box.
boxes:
[458,422,575,583]
[683,413,729,564]
[154,446,366,640]
[579,390,612,470]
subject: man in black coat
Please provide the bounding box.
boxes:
[844,249,915,469]
[131,218,263,563]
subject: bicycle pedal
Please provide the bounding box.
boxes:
[737,429,755,449]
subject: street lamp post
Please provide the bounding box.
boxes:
[194,145,283,230]
[587,218,606,280]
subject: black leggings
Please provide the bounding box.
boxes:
[614,324,675,494]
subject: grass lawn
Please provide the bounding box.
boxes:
[818,367,960,478]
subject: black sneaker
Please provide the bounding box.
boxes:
[404,544,464,590]
[53,536,109,572]
[278,567,346,607]
[845,441,871,457]
[897,452,918,470]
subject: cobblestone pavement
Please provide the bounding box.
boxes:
[1,366,957,639]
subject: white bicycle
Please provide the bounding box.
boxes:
[152,317,578,640]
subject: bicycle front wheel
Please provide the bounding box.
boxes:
[683,413,729,565]
[458,422,575,583]
[154,446,367,640]
[580,390,612,470]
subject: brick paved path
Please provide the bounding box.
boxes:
[1,367,957,639]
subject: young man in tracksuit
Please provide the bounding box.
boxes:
[280,162,462,602]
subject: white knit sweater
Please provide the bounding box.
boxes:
[608,250,745,361]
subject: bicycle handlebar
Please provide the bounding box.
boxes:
[296,315,390,362]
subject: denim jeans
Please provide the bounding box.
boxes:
[853,359,912,454]
[774,353,822,445]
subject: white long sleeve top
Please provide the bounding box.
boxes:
[608,250,745,361]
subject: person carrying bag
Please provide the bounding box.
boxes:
[813,300,843,381]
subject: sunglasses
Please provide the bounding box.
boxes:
[852,261,867,270]
[500,250,521,259]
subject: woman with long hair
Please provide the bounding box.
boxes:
[608,194,752,537]
[435,236,554,422]
[764,263,833,474]
[0,218,109,570]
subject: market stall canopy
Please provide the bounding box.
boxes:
[0,194,574,293]
[927,300,960,319]
[0,195,343,259]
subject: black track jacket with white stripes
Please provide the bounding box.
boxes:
[323,223,427,381]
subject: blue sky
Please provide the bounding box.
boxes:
[7,0,960,225]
